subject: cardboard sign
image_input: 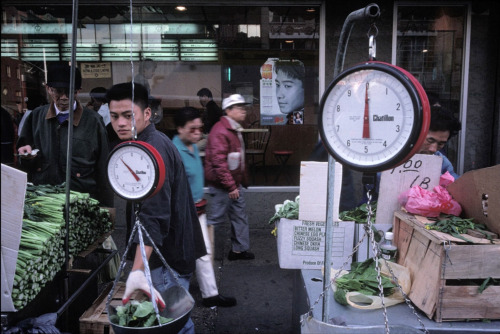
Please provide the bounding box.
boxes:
[299,161,342,222]
[1,164,27,312]
[376,154,442,226]
[276,219,354,270]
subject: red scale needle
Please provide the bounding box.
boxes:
[121,158,140,181]
[363,82,370,139]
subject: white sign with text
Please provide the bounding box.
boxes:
[376,154,442,226]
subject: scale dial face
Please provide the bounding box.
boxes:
[107,141,163,201]
[319,62,424,172]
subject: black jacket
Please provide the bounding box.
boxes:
[132,124,206,274]
[17,102,113,206]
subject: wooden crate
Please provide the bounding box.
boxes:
[79,282,144,334]
[393,210,500,322]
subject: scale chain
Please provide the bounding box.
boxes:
[304,228,368,318]
[137,216,162,324]
[365,190,390,334]
[382,260,429,333]
[303,189,429,333]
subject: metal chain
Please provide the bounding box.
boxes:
[305,231,368,317]
[382,260,429,334]
[365,189,390,334]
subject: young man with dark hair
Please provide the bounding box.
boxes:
[197,87,222,134]
[107,82,206,333]
[274,60,305,116]
[173,106,237,308]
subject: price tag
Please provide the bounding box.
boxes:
[375,154,442,225]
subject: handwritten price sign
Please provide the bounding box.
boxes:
[375,154,442,225]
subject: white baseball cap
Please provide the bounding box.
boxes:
[222,94,249,110]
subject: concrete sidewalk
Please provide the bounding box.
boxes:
[111,189,299,334]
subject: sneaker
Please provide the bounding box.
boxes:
[202,295,237,307]
[228,250,255,261]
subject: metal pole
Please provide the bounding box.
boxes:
[322,3,380,323]
[63,0,79,327]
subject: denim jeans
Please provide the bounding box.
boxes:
[151,265,194,334]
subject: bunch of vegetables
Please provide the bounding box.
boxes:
[334,258,397,306]
[339,202,377,224]
[110,300,173,327]
[268,196,300,236]
[425,214,492,243]
[11,184,113,310]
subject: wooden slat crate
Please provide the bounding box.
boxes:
[393,210,500,322]
[79,282,144,334]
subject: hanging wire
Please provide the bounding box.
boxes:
[129,0,137,140]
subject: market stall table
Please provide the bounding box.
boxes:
[294,269,500,333]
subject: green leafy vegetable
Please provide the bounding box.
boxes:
[268,196,300,225]
[334,258,396,303]
[110,300,173,327]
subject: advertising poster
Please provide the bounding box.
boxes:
[260,58,305,125]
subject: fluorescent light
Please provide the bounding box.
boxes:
[175,6,187,11]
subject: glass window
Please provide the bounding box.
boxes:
[1,4,321,186]
[394,4,468,173]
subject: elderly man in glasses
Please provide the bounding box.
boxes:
[17,62,112,207]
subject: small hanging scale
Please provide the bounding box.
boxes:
[312,22,430,334]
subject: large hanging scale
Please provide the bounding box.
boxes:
[319,61,430,172]
[107,140,165,201]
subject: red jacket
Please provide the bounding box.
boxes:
[204,116,248,192]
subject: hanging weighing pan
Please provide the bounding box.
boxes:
[108,284,195,334]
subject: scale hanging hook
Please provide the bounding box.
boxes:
[367,23,378,61]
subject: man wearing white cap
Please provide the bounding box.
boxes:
[204,94,255,261]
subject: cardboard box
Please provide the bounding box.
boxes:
[393,210,500,322]
[447,165,500,235]
[276,218,354,270]
[1,164,27,312]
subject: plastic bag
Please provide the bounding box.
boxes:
[345,261,411,310]
[327,261,411,310]
[398,172,461,217]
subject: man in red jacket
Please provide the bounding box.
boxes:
[204,94,255,261]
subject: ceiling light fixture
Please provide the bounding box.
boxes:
[285,40,294,44]
[306,8,316,13]
[175,6,187,11]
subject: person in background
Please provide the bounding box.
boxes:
[173,106,237,308]
[107,83,205,334]
[134,58,157,95]
[274,60,305,120]
[17,93,46,137]
[87,87,110,126]
[197,88,222,135]
[417,104,462,180]
[17,62,113,207]
[1,107,15,165]
[360,102,462,203]
[204,94,254,261]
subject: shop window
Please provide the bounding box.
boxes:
[394,3,469,174]
[1,4,321,186]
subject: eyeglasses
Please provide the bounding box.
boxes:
[425,137,447,149]
[48,87,77,96]
[188,126,203,133]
